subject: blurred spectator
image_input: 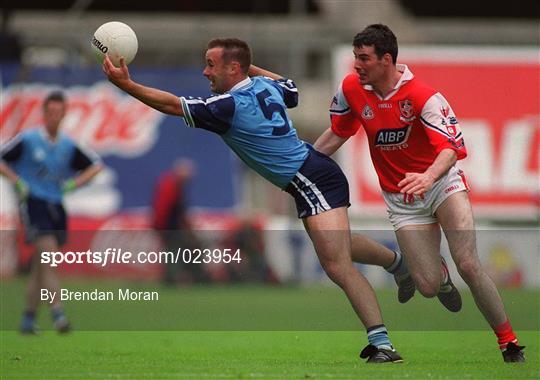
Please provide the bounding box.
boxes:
[486,246,523,288]
[223,217,278,284]
[152,159,207,285]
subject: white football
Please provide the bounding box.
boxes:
[91,21,138,67]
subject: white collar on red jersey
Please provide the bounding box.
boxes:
[363,64,414,100]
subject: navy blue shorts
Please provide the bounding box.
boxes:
[285,149,350,218]
[20,196,67,245]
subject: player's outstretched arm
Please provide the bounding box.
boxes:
[314,128,349,156]
[248,64,284,81]
[102,55,183,116]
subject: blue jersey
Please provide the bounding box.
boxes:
[1,128,100,203]
[180,76,309,189]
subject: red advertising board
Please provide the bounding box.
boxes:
[332,46,539,219]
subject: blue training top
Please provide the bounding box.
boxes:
[180,76,309,189]
[1,128,100,203]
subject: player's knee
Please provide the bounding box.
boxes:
[415,276,440,298]
[319,259,347,286]
[456,258,481,283]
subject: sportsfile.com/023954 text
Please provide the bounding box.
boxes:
[40,248,242,267]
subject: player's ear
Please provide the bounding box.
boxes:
[229,61,241,75]
[383,53,393,66]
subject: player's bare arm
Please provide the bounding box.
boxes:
[314,128,349,156]
[398,149,457,195]
[71,163,103,188]
[102,55,183,116]
[248,64,283,80]
[0,161,20,184]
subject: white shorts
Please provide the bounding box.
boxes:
[382,166,470,231]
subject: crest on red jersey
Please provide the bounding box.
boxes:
[440,106,459,137]
[446,125,457,136]
[362,104,374,120]
[399,99,415,121]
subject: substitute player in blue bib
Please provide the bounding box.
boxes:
[102,38,402,363]
[0,91,102,334]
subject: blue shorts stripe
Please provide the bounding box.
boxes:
[290,177,316,215]
[295,172,331,212]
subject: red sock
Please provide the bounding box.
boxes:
[493,319,518,350]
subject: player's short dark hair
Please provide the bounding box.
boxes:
[43,90,66,109]
[207,38,252,74]
[353,24,398,64]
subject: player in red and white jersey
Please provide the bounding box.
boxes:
[315,24,525,363]
[329,63,466,193]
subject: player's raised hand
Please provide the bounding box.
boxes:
[102,55,131,89]
[398,172,435,195]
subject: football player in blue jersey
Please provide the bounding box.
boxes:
[101,38,403,363]
[0,91,103,334]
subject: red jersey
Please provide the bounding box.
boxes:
[330,64,467,193]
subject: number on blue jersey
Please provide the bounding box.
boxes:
[256,89,291,136]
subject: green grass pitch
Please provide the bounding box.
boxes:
[1,280,539,379]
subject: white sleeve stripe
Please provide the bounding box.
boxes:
[420,116,452,138]
[329,107,351,115]
[0,133,23,155]
[179,97,196,128]
[184,98,206,105]
[205,93,232,104]
[277,82,298,92]
[76,144,101,164]
[423,123,452,139]
[269,77,298,92]
[183,94,232,107]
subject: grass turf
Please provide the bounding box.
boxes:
[1,280,539,331]
[1,280,539,378]
[1,331,539,379]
